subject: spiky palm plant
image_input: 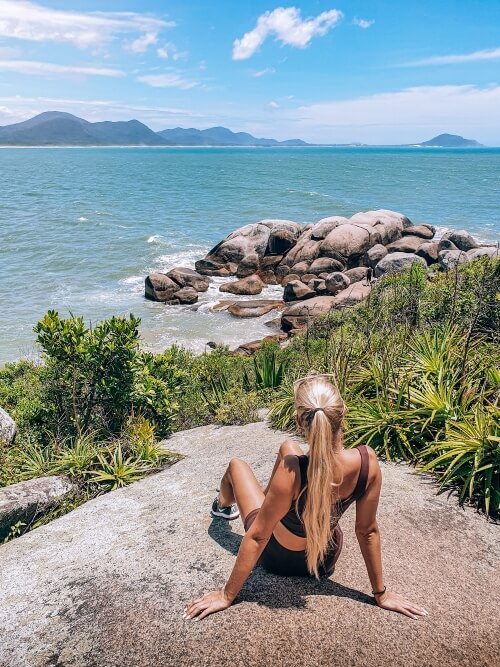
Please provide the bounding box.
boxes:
[251,350,289,389]
[90,443,150,490]
[54,432,99,478]
[418,406,500,516]
[347,386,423,460]
[269,381,296,431]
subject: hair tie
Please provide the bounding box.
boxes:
[311,407,324,416]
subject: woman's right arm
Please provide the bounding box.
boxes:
[355,448,428,620]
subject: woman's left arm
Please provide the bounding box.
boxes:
[355,448,428,620]
[184,458,296,621]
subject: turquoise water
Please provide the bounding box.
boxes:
[1,146,499,363]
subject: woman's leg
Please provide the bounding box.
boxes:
[264,439,305,495]
[218,458,265,525]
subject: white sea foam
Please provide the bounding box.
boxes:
[119,275,144,287]
[78,216,88,222]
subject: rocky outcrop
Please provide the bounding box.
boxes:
[0,406,17,444]
[345,267,370,283]
[438,249,468,270]
[232,333,288,356]
[143,211,496,336]
[416,241,439,264]
[281,296,338,332]
[225,300,285,318]
[386,236,424,254]
[1,422,498,667]
[145,274,180,302]
[375,252,427,277]
[283,280,316,302]
[467,246,499,260]
[325,272,350,295]
[175,287,199,304]
[281,282,371,332]
[0,476,72,540]
[166,267,209,292]
[441,230,479,252]
[366,244,388,268]
[402,224,435,239]
[145,267,209,303]
[219,275,264,296]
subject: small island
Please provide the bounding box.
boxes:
[417,133,483,148]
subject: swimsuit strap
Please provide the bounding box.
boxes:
[351,444,369,501]
[297,454,309,490]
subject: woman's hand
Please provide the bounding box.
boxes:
[184,590,232,621]
[375,590,428,620]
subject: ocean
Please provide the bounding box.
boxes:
[1,146,499,363]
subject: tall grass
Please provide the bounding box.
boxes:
[269,258,499,516]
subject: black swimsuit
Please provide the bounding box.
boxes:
[244,444,370,577]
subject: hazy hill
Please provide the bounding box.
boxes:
[0,112,309,147]
[158,125,309,146]
[419,133,483,147]
[0,111,171,146]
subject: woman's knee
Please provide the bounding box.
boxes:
[279,440,303,457]
[227,457,247,474]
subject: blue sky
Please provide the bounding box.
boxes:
[0,0,499,143]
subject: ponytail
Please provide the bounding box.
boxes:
[294,377,345,577]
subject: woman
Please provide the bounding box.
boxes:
[184,375,428,621]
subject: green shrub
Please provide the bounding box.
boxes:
[214,386,260,425]
[34,311,143,437]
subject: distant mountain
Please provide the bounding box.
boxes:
[0,112,309,147]
[158,125,309,146]
[0,111,171,146]
[418,133,483,148]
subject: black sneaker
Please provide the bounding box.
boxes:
[211,497,240,520]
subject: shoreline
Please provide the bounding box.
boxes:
[0,144,498,149]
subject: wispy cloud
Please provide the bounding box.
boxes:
[0,59,124,78]
[406,47,500,66]
[252,67,275,77]
[137,72,197,89]
[352,18,374,29]
[0,0,173,49]
[126,32,158,54]
[232,7,343,60]
[156,42,188,61]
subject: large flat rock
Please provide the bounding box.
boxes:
[0,422,498,667]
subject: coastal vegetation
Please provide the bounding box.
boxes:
[0,256,498,540]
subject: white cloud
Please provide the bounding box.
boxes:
[156,42,188,61]
[407,47,500,66]
[285,85,500,144]
[253,67,275,77]
[0,1,173,49]
[127,32,158,54]
[353,18,374,29]
[137,73,197,89]
[232,6,343,60]
[268,100,279,109]
[0,59,124,78]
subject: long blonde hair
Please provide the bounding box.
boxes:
[294,375,346,577]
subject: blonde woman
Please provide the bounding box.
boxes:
[185,375,428,621]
